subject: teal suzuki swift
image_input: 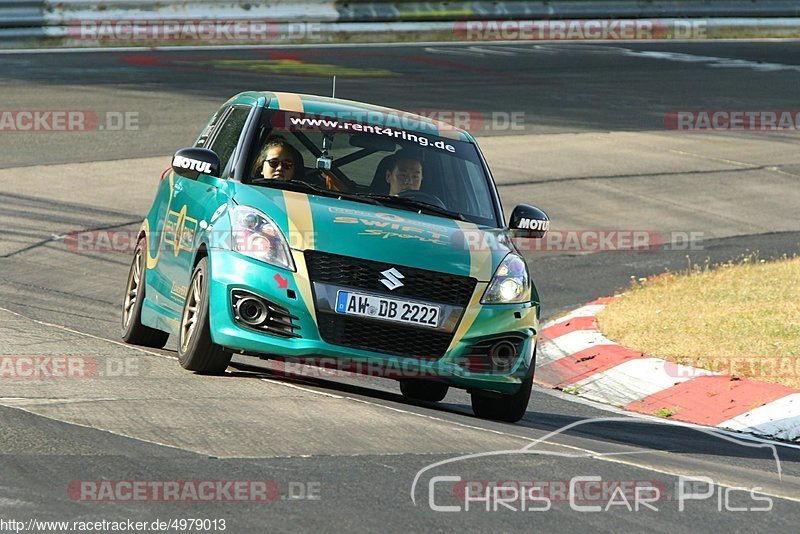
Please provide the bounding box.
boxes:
[121,91,549,422]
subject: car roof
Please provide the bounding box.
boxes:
[226,91,474,142]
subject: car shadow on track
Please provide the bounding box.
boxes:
[224,358,800,465]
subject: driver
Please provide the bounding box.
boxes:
[385,151,423,196]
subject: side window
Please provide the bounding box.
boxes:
[195,107,227,148]
[435,156,490,221]
[208,106,251,175]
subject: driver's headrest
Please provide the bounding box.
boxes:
[369,155,395,194]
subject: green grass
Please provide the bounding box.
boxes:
[653,407,678,418]
[597,254,800,388]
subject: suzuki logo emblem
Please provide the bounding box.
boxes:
[379,268,405,290]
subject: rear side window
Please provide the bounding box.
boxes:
[209,106,251,175]
[195,107,226,148]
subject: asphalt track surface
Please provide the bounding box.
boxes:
[1,41,800,532]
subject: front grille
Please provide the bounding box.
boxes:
[316,315,453,359]
[305,250,476,307]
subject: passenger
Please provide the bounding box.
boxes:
[253,135,350,191]
[254,135,302,181]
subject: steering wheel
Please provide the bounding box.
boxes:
[398,190,446,209]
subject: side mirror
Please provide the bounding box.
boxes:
[508,204,549,239]
[171,148,221,179]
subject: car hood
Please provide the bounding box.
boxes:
[232,185,513,281]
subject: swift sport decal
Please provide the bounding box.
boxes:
[332,215,450,246]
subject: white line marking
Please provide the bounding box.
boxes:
[423,46,487,56]
[0,401,199,455]
[0,306,177,361]
[466,45,519,56]
[535,384,800,451]
[259,378,343,399]
[624,49,800,72]
[667,147,761,168]
[4,306,799,499]
[260,369,800,502]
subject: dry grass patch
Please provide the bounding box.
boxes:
[597,255,800,388]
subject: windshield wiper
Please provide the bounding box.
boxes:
[364,194,468,221]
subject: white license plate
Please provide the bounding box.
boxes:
[335,291,440,328]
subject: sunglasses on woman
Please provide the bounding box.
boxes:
[266,159,294,170]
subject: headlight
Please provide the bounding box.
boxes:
[230,205,295,271]
[481,253,531,304]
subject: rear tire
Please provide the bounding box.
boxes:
[470,369,533,423]
[121,237,169,348]
[399,380,449,402]
[177,257,232,375]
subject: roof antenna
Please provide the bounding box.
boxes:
[316,76,337,171]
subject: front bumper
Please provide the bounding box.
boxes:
[207,250,539,394]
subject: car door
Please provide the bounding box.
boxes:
[157,104,254,315]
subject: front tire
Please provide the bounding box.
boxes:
[400,380,449,402]
[121,237,169,348]
[177,257,232,374]
[470,369,533,423]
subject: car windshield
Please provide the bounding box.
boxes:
[244,109,501,227]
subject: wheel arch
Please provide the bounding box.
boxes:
[192,242,209,271]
